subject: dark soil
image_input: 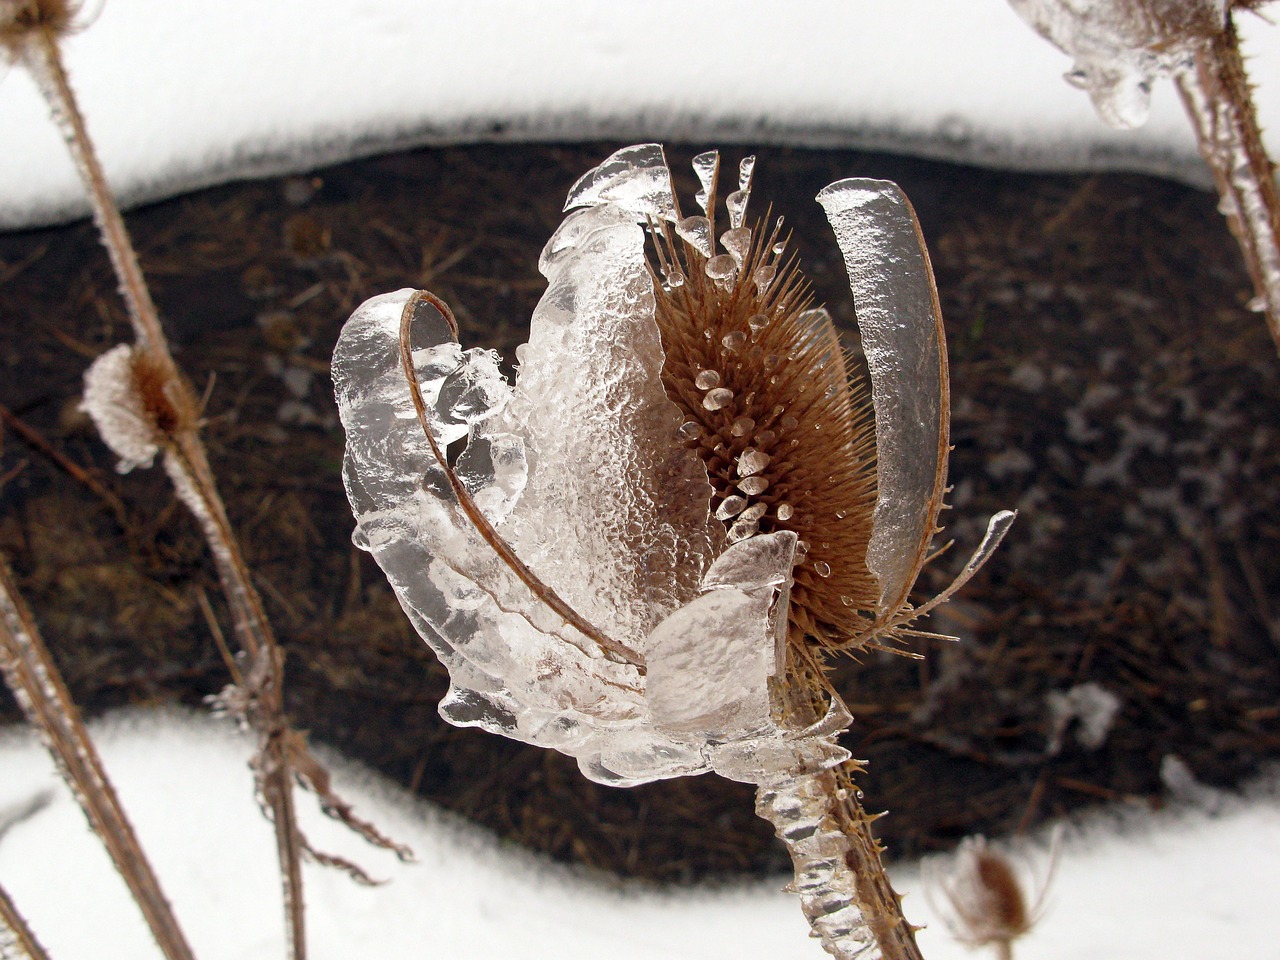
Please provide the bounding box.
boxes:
[1,143,1278,883]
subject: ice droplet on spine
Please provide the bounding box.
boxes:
[676,215,714,258]
[562,142,678,221]
[692,150,719,215]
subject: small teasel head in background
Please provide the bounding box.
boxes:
[0,0,82,55]
[927,831,1062,959]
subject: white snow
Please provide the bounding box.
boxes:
[1,708,1277,960]
[2,0,1279,228]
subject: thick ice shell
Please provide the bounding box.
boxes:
[817,180,948,621]
[491,178,721,654]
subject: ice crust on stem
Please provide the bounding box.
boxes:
[334,145,992,960]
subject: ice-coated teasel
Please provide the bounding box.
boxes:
[333,145,1012,960]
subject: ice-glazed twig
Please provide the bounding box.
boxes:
[1175,12,1280,351]
[1,7,410,958]
[1006,0,1280,355]
[0,876,54,960]
[0,557,196,960]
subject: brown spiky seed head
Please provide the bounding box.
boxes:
[649,196,879,673]
[0,0,75,53]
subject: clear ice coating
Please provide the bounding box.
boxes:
[1007,0,1227,128]
[333,145,960,959]
[817,180,948,621]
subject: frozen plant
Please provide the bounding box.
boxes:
[1007,0,1280,355]
[927,833,1061,960]
[334,144,1012,960]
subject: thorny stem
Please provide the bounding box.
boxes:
[0,557,196,960]
[1175,13,1280,355]
[0,877,53,960]
[15,25,311,959]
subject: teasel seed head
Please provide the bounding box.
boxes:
[649,157,880,691]
[0,0,76,55]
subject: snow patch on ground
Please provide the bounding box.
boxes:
[1,709,1277,960]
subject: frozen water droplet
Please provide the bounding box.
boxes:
[728,514,760,542]
[721,330,748,353]
[716,494,748,520]
[737,448,771,476]
[739,156,756,193]
[776,502,795,521]
[695,369,723,391]
[748,313,770,335]
[676,420,702,441]
[740,502,768,523]
[813,560,832,578]
[835,509,847,520]
[738,475,770,496]
[773,238,787,256]
[515,342,528,366]
[665,267,686,289]
[676,215,714,259]
[721,227,752,269]
[1248,295,1267,313]
[702,387,734,411]
[726,189,749,230]
[730,415,756,437]
[781,415,799,431]
[756,429,776,447]
[692,151,719,215]
[754,264,776,295]
[795,540,810,560]
[839,595,854,607]
[705,255,736,284]
[764,354,782,371]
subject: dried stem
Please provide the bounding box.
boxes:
[0,877,53,960]
[1175,13,1280,354]
[0,557,196,960]
[8,18,410,959]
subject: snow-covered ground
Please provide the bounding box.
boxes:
[4,2,1280,958]
[1,0,1278,228]
[2,709,1278,960]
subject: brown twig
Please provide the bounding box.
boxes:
[0,556,196,960]
[0,876,54,960]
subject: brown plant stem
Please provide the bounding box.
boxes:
[0,877,53,960]
[1175,13,1280,354]
[0,557,196,960]
[15,26,310,959]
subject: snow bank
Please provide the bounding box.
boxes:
[2,0,1278,228]
[1,709,1277,960]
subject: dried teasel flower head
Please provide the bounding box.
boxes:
[333,145,1012,787]
[80,343,187,472]
[928,833,1061,958]
[0,0,86,57]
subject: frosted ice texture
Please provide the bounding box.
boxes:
[817,180,946,620]
[1008,0,1227,128]
[80,344,161,472]
[334,145,845,787]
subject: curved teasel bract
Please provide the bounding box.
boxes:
[333,144,1013,960]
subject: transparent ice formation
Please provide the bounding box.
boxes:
[1008,0,1227,128]
[334,145,984,959]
